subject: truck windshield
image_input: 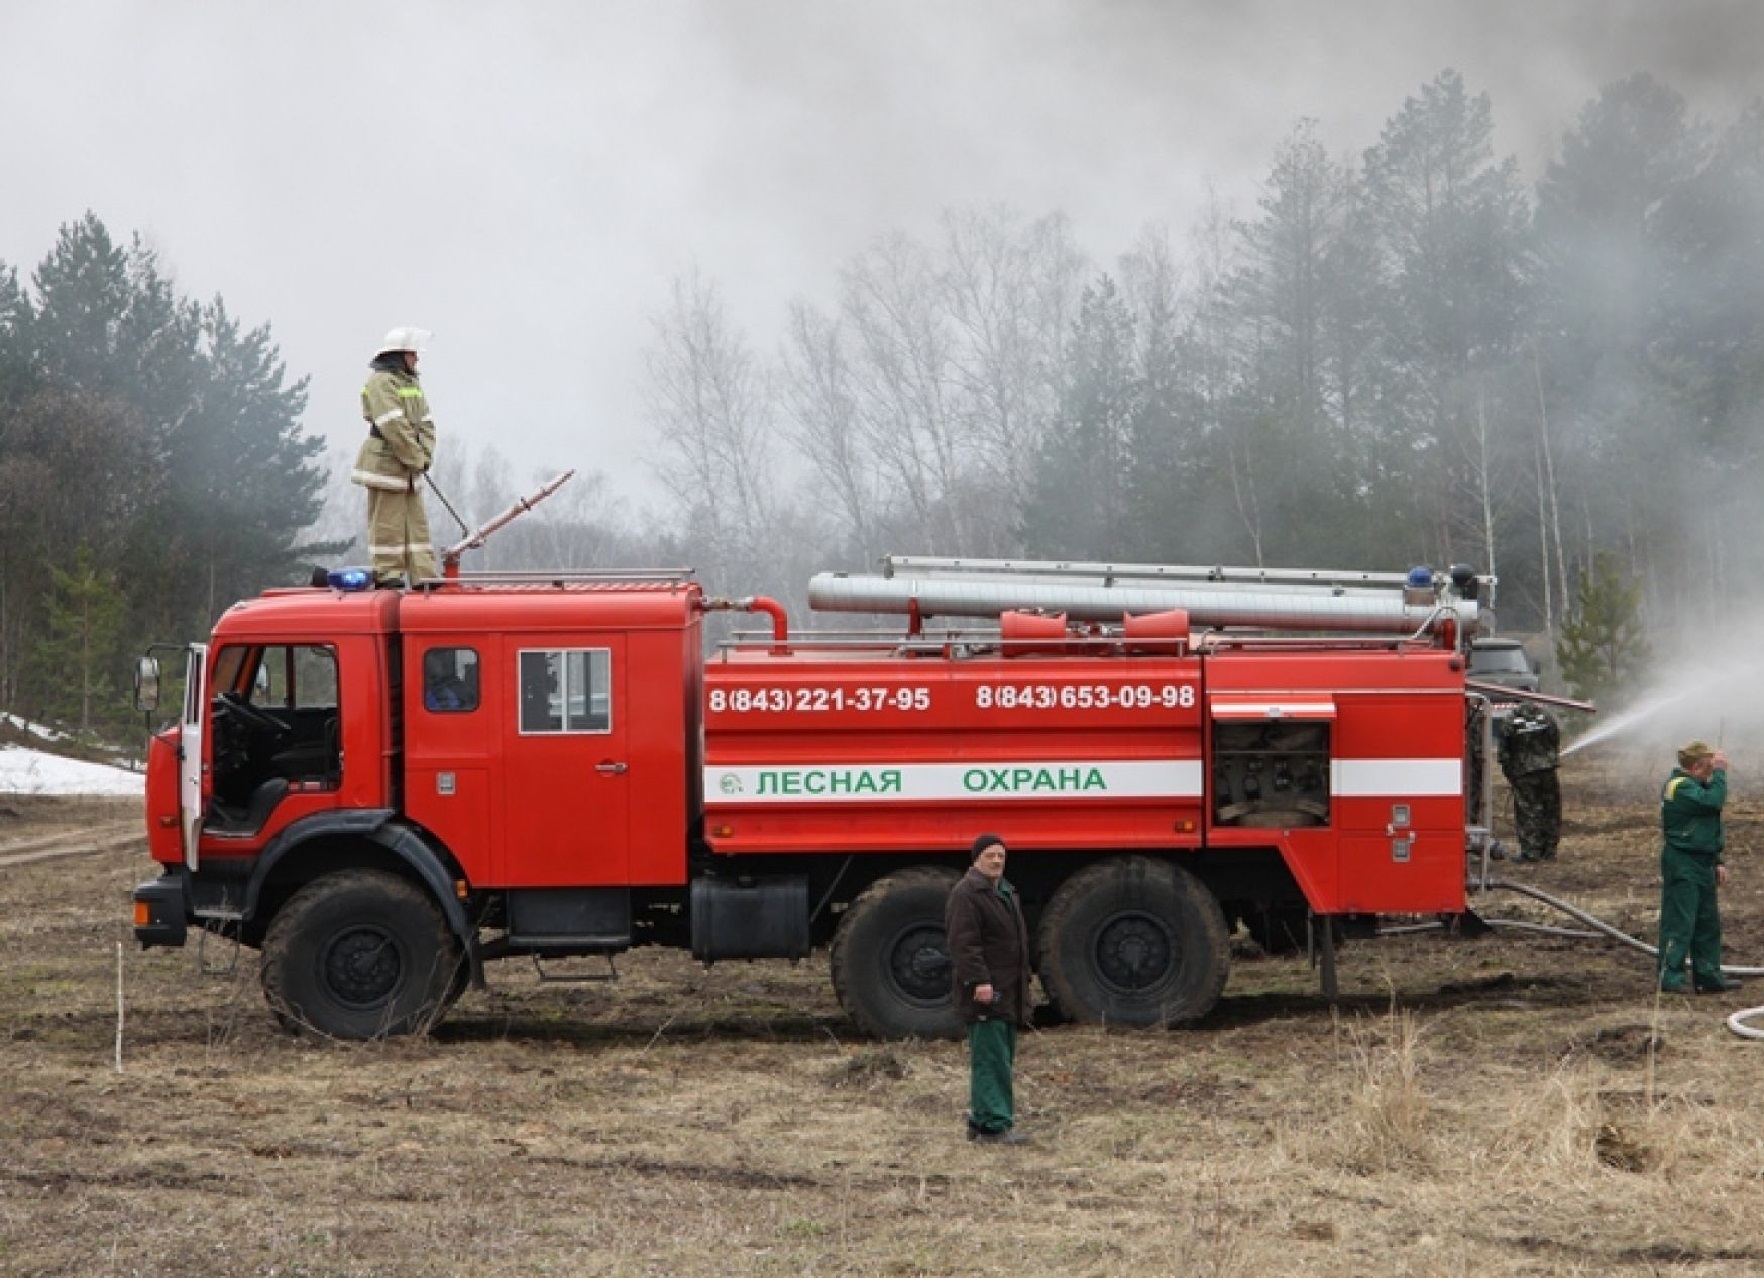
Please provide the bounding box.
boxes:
[1473,649,1529,674]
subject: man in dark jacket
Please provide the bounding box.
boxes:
[945,833,1034,1144]
[1658,740,1741,993]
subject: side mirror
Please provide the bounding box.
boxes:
[134,655,161,713]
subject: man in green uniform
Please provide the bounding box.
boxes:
[351,327,438,587]
[945,833,1033,1145]
[1497,703,1562,861]
[1658,740,1741,993]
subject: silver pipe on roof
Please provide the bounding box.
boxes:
[882,554,1427,589]
[806,572,1477,636]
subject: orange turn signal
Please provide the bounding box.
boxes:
[133,901,152,926]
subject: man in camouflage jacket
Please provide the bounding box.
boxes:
[1497,703,1561,862]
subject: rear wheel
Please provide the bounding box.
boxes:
[830,868,963,1040]
[1038,857,1229,1027]
[261,869,462,1040]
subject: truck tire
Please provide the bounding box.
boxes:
[261,869,462,1040]
[1038,857,1228,1027]
[830,867,963,1040]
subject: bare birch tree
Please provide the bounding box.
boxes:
[643,267,777,588]
[1186,190,1266,564]
[779,300,879,556]
[940,205,1083,522]
[840,231,969,550]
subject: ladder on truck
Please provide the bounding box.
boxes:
[805,554,1488,641]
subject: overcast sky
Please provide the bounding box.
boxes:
[2,1,1759,511]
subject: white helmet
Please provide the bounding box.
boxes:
[374,326,432,359]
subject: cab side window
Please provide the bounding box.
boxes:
[208,644,342,810]
[518,648,611,734]
[424,647,480,713]
[255,645,339,711]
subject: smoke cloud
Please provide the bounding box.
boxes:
[3,1,1758,493]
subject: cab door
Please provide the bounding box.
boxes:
[180,644,209,869]
[500,638,631,886]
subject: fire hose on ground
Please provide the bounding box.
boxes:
[1378,879,1764,1041]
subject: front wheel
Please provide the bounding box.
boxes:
[1038,857,1228,1027]
[261,869,463,1040]
[830,868,963,1040]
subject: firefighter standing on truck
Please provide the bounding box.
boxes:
[351,327,437,587]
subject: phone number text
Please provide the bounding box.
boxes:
[975,683,1196,710]
[710,686,932,714]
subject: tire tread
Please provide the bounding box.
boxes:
[1038,857,1229,1027]
[261,868,460,1040]
[830,866,963,1040]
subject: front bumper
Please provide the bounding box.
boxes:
[132,874,188,948]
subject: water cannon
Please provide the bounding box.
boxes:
[440,470,576,577]
[305,472,578,591]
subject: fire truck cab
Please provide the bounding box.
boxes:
[135,576,707,1038]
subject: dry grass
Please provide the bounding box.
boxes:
[4,768,1764,1276]
[1336,1003,1433,1174]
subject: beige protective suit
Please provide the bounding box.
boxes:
[351,363,437,585]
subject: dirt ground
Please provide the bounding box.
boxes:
[4,756,1764,1278]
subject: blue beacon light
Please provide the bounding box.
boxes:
[327,568,374,592]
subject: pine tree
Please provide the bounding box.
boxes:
[1531,74,1706,630]
[0,264,35,410]
[1024,274,1140,558]
[1555,554,1651,706]
[0,214,326,722]
[1360,71,1534,572]
[32,544,126,732]
[146,299,324,625]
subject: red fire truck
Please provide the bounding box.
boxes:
[132,553,1493,1040]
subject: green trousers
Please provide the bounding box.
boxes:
[967,1019,1017,1134]
[1658,844,1723,990]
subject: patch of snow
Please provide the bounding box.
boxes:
[2,712,69,743]
[0,745,146,797]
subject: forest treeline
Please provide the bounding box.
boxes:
[643,69,1762,702]
[4,69,1761,734]
[0,215,328,731]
